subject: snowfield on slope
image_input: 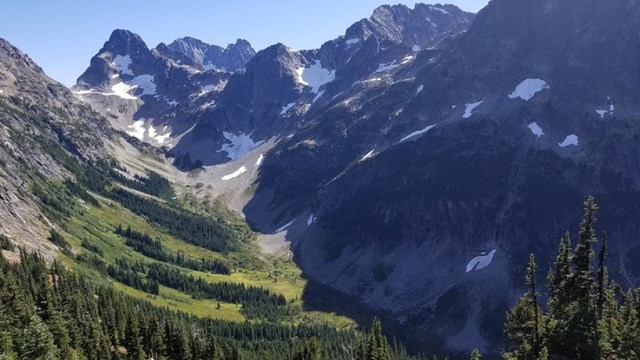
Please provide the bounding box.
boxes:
[527,122,544,137]
[126,120,145,140]
[296,60,335,93]
[128,74,156,96]
[219,132,264,160]
[222,166,247,180]
[508,78,549,101]
[463,100,483,118]
[465,250,497,272]
[275,220,294,233]
[559,134,579,147]
[113,55,133,76]
[280,102,295,115]
[400,125,436,142]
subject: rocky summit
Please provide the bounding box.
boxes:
[2,1,640,359]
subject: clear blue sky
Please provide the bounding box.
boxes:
[0,0,489,86]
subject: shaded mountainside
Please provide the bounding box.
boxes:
[241,0,640,355]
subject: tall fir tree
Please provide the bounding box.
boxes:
[366,318,392,360]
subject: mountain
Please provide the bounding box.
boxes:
[0,38,112,257]
[73,4,474,168]
[345,3,472,50]
[242,0,640,354]
[167,37,255,72]
[0,36,395,360]
[72,30,249,147]
[12,0,640,357]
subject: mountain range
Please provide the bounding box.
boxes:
[2,0,640,357]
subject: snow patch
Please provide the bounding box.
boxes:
[281,102,295,115]
[429,5,449,15]
[307,214,316,227]
[527,122,544,137]
[155,132,171,144]
[129,74,156,96]
[312,91,325,103]
[198,84,216,97]
[126,120,145,140]
[373,61,398,74]
[113,55,133,76]
[466,250,497,273]
[275,220,294,233]
[595,110,608,118]
[416,85,424,95]
[559,134,578,147]
[296,60,335,93]
[221,166,247,181]
[412,45,421,52]
[148,125,157,139]
[463,100,483,118]
[345,38,361,46]
[360,150,375,161]
[508,79,549,101]
[219,132,264,160]
[401,55,415,65]
[111,82,138,100]
[256,154,265,167]
[400,125,436,142]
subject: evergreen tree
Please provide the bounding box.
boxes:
[617,291,639,359]
[525,254,541,357]
[470,348,481,360]
[506,197,621,360]
[366,318,391,360]
[124,314,145,360]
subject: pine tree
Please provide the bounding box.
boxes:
[617,291,639,359]
[596,233,609,320]
[366,318,391,360]
[470,348,481,360]
[124,314,145,360]
[18,314,60,360]
[525,254,541,357]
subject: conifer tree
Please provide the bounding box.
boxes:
[124,314,145,360]
[366,317,392,360]
[470,348,481,360]
[596,233,608,320]
[617,291,639,359]
[525,254,541,357]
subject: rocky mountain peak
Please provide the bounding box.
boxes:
[345,3,474,50]
[0,38,43,74]
[103,29,150,57]
[167,36,255,72]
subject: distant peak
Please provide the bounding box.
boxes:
[105,29,149,55]
[231,38,252,48]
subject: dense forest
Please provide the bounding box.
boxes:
[0,251,427,360]
[504,197,640,359]
[115,225,231,274]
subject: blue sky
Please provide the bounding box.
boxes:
[0,0,489,86]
